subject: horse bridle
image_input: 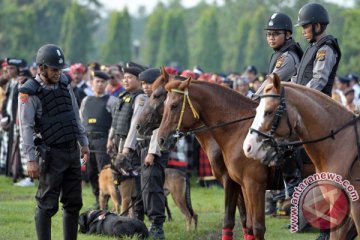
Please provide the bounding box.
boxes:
[249,87,293,149]
[169,87,256,138]
[170,88,200,138]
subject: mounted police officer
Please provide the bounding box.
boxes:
[292,4,341,239]
[263,12,304,216]
[291,3,341,96]
[80,71,118,209]
[265,13,303,81]
[18,44,90,240]
[106,62,147,220]
[138,68,169,240]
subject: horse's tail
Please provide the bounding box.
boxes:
[185,176,195,217]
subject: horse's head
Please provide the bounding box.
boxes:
[137,67,170,135]
[243,73,294,166]
[157,77,201,150]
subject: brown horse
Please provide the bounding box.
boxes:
[156,77,291,239]
[243,74,360,239]
[136,68,246,239]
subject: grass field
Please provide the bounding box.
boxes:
[0,175,320,240]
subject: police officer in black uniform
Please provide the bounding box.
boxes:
[18,44,90,240]
[80,71,118,209]
[106,62,147,220]
[291,4,341,240]
[263,12,304,215]
[138,68,169,240]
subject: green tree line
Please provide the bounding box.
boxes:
[0,0,359,75]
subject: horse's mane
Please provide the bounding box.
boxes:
[282,82,354,115]
[152,74,187,91]
[165,79,258,109]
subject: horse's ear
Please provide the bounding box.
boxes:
[184,77,192,88]
[160,66,169,83]
[271,73,281,93]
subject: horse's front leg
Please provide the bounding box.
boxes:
[243,179,266,240]
[222,174,243,240]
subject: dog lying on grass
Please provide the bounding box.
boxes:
[79,209,148,239]
[98,153,198,230]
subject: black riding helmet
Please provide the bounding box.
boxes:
[296,3,329,26]
[265,12,293,34]
[296,3,329,43]
[36,44,66,69]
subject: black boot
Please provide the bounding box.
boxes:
[315,229,330,240]
[265,190,277,215]
[274,153,302,201]
[63,211,79,240]
[149,224,165,240]
[35,207,51,240]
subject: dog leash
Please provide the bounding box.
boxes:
[119,164,155,216]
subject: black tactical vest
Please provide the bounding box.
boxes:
[19,75,78,145]
[81,95,112,133]
[268,39,303,81]
[295,35,341,96]
[111,90,144,137]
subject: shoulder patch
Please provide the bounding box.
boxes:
[316,49,326,61]
[19,93,29,103]
[275,56,285,68]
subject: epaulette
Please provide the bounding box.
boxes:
[18,78,41,95]
[59,73,71,86]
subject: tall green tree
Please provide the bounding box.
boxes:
[156,9,188,69]
[340,9,360,74]
[102,8,131,64]
[60,2,93,63]
[0,1,37,59]
[34,0,71,45]
[142,3,165,66]
[232,15,252,73]
[194,7,223,72]
[243,6,272,73]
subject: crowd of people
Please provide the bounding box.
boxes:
[0,2,358,240]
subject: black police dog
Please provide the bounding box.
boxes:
[79,210,148,239]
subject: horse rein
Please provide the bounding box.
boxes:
[249,87,293,149]
[251,87,360,180]
[169,87,255,137]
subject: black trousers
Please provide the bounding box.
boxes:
[140,146,169,226]
[35,142,82,240]
[87,136,111,201]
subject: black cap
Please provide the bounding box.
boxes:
[347,73,359,83]
[338,76,351,84]
[19,69,33,78]
[122,62,147,78]
[245,65,257,75]
[93,70,110,80]
[139,68,161,84]
[7,58,27,68]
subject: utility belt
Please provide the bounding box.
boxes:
[49,140,78,150]
[87,131,108,139]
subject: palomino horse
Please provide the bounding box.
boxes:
[243,74,360,239]
[156,77,290,239]
[136,68,246,239]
